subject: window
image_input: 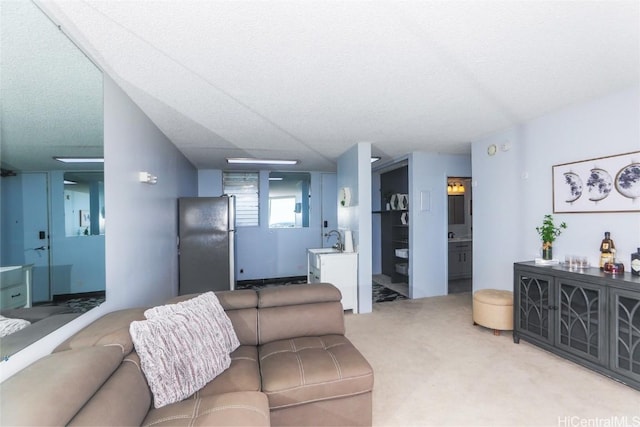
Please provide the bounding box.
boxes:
[223,172,259,227]
[268,172,310,228]
[269,196,296,228]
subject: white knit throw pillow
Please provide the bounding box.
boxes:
[130,311,231,408]
[144,292,240,354]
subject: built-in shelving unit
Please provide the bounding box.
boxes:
[375,165,409,283]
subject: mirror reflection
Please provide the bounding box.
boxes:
[0,1,105,360]
[268,172,311,228]
[64,172,105,237]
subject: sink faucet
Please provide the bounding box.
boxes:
[324,230,343,252]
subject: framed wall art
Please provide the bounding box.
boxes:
[79,210,90,227]
[552,151,640,213]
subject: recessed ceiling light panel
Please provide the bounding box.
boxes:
[54,157,104,163]
[226,158,298,165]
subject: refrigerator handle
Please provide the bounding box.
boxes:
[227,195,236,232]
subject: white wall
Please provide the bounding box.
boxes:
[409,152,471,298]
[472,86,640,292]
[0,76,198,381]
[337,142,372,313]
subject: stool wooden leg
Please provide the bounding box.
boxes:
[493,329,500,336]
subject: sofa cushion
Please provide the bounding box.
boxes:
[258,302,345,344]
[146,291,239,354]
[1,305,73,323]
[195,345,260,397]
[167,290,259,346]
[53,308,146,354]
[258,283,341,308]
[0,346,124,426]
[142,391,270,427]
[259,335,374,410]
[68,352,152,426]
[166,289,258,310]
[130,311,231,408]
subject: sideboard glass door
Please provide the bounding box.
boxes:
[610,288,640,383]
[556,278,607,365]
[516,272,554,345]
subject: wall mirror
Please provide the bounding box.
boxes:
[268,172,310,228]
[0,1,105,360]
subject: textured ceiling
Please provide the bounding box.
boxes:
[20,1,640,171]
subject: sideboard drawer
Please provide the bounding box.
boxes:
[0,283,28,310]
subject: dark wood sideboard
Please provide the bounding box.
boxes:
[513,261,640,391]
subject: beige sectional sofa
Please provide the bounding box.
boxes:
[0,283,373,426]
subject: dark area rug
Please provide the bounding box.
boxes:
[63,296,105,313]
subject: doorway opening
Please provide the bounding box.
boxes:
[447,177,472,294]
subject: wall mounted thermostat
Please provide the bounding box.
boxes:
[487,144,497,156]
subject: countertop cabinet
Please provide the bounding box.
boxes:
[308,250,358,313]
[448,241,472,280]
[514,262,640,391]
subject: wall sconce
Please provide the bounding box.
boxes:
[139,171,158,184]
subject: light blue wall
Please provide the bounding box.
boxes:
[472,86,640,292]
[197,169,332,280]
[409,152,471,298]
[198,170,223,196]
[1,175,25,266]
[337,142,372,313]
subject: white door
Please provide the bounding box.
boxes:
[22,173,51,303]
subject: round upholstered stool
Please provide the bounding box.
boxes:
[473,289,513,336]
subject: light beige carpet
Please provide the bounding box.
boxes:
[345,292,640,427]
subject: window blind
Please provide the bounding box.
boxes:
[223,172,259,227]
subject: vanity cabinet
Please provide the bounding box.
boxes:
[308,249,358,313]
[448,241,472,280]
[514,262,640,391]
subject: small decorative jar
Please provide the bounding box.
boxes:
[632,248,640,277]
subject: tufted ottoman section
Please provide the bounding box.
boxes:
[259,335,373,426]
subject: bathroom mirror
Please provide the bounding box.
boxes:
[0,1,105,360]
[448,196,465,225]
[268,172,311,228]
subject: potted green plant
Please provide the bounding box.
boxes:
[536,214,567,260]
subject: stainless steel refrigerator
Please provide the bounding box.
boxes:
[178,196,235,294]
